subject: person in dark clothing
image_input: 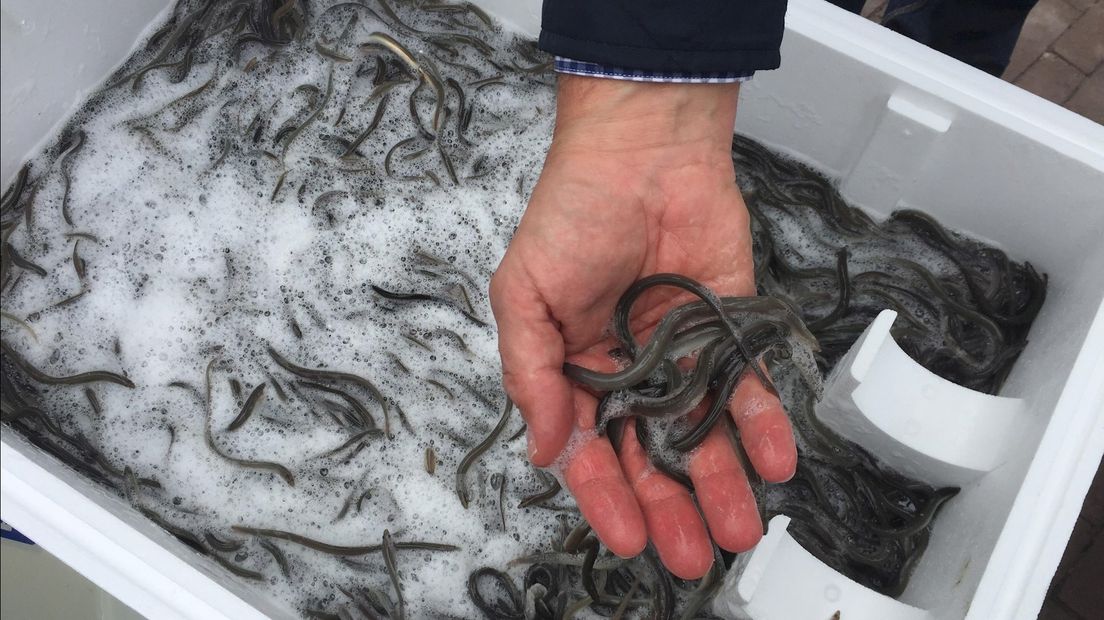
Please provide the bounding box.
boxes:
[488,0,1030,579]
[539,0,788,75]
[831,0,1038,76]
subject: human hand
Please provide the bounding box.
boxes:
[489,75,797,579]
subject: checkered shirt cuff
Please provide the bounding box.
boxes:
[553,56,753,83]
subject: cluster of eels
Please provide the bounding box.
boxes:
[566,274,821,483]
[735,135,1047,394]
[730,133,1048,594]
[1,0,1046,617]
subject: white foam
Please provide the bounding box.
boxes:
[2,2,566,616]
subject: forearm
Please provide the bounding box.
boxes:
[555,75,739,147]
[550,75,741,184]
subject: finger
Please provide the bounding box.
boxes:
[730,367,797,483]
[617,421,713,579]
[563,429,648,558]
[689,416,764,553]
[489,266,574,467]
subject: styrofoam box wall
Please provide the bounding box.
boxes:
[2,1,1102,619]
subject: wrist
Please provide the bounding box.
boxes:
[551,74,740,165]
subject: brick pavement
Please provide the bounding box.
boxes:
[1007,0,1103,122]
[1036,462,1104,620]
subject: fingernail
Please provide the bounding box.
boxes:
[527,428,539,462]
[610,541,645,559]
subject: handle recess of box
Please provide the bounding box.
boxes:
[841,90,954,214]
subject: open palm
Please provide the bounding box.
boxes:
[490,77,797,579]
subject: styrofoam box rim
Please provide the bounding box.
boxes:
[1,431,285,620]
[780,0,1104,169]
[2,1,1103,619]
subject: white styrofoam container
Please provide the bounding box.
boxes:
[2,1,1102,619]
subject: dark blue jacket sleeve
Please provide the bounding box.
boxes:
[539,1,788,74]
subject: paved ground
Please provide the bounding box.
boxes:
[1038,463,1104,620]
[1004,0,1103,123]
[862,0,1103,123]
[855,3,1102,618]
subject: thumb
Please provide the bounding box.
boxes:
[489,265,575,467]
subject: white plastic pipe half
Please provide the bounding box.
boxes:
[714,515,931,620]
[817,309,1027,488]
